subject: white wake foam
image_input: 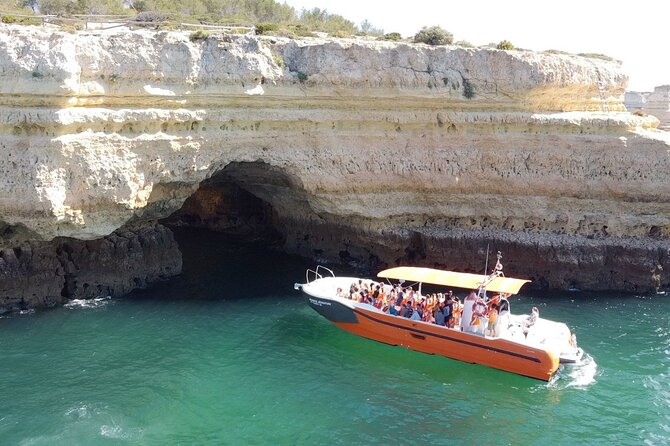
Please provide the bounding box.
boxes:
[64,296,112,310]
[547,353,598,390]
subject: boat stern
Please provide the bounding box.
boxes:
[559,333,584,364]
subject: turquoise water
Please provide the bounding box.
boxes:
[1,229,669,445]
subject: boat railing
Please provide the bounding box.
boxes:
[305,265,335,284]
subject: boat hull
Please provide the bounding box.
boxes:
[304,292,559,381]
[305,295,359,324]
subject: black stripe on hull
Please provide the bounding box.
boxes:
[352,308,542,364]
[303,294,545,367]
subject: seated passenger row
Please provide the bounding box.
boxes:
[338,279,464,328]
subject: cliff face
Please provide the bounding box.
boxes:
[625,86,670,131]
[644,86,670,131]
[0,24,668,308]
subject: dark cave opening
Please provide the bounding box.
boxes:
[161,160,313,247]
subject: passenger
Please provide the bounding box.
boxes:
[336,287,347,299]
[415,304,424,320]
[498,297,510,314]
[394,301,403,316]
[444,294,453,328]
[424,307,435,323]
[377,286,385,303]
[403,301,413,318]
[371,294,380,308]
[434,302,446,326]
[523,306,539,337]
[462,290,478,332]
[395,291,404,307]
[446,301,453,328]
[486,304,499,337]
[452,297,462,328]
[365,291,374,305]
[407,290,415,306]
[409,307,421,321]
[357,279,368,294]
[385,289,395,309]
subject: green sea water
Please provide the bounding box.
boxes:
[1,228,669,445]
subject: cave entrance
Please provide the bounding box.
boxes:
[159,161,386,278]
[161,161,311,245]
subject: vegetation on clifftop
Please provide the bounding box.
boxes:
[0,0,619,62]
[0,0,385,37]
[413,25,453,45]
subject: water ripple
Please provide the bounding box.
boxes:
[3,232,670,444]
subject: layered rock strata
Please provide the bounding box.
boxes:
[0,24,668,307]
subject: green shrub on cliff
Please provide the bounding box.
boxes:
[299,7,356,35]
[496,39,515,50]
[380,32,402,41]
[135,11,170,23]
[463,78,475,99]
[358,19,383,36]
[413,26,454,46]
[189,29,211,41]
[255,22,278,35]
[272,54,285,68]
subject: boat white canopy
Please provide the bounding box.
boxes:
[377,267,530,295]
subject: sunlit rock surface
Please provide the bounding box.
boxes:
[625,86,670,131]
[0,24,668,307]
[644,86,670,131]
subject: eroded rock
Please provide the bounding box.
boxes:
[0,25,668,305]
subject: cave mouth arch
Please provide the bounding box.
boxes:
[159,160,390,275]
[161,161,313,245]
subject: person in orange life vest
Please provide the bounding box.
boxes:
[451,297,462,328]
[486,304,499,337]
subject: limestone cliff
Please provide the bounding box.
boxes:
[0,24,668,308]
[644,86,670,131]
[625,86,670,131]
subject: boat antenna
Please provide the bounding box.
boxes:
[494,251,504,277]
[479,244,490,299]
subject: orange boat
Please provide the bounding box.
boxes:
[295,262,583,381]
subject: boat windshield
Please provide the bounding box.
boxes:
[377,267,530,295]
